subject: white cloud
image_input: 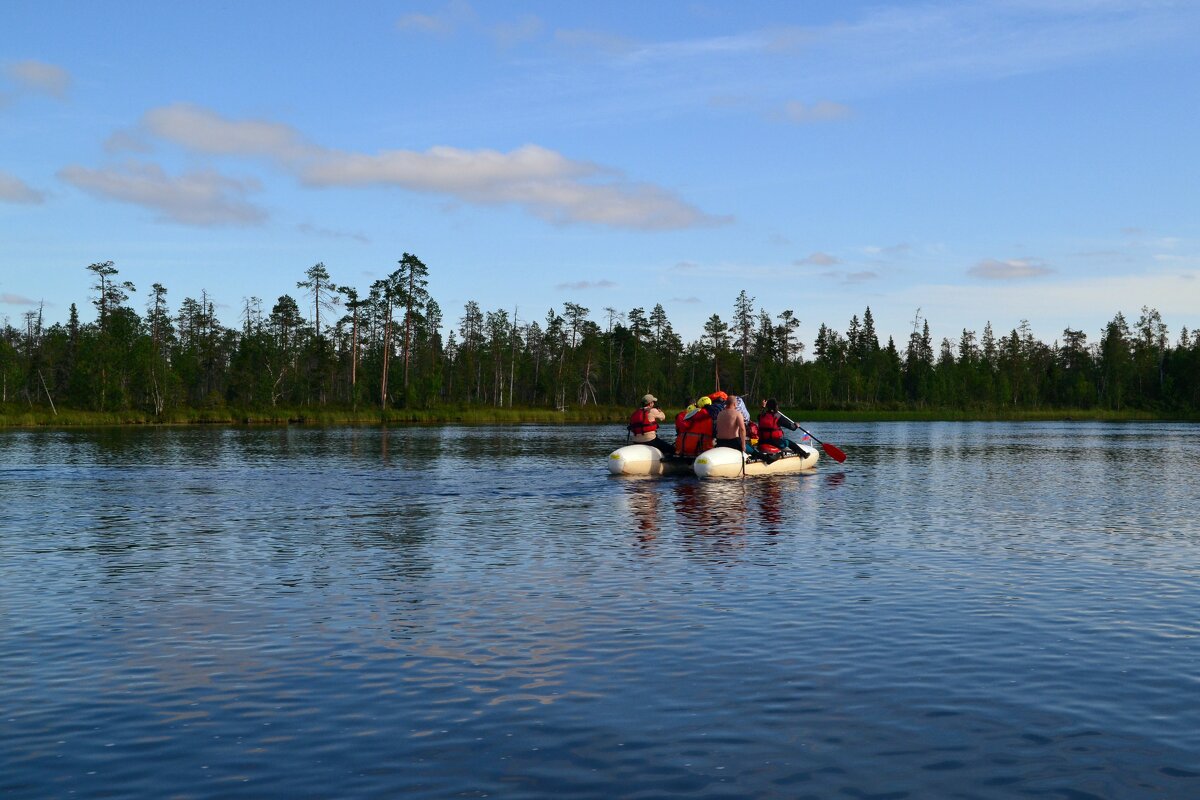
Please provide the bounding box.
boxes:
[969,257,1053,279]
[143,103,316,161]
[129,103,725,231]
[302,144,594,190]
[0,171,45,204]
[4,59,70,98]
[302,144,725,230]
[779,100,851,123]
[58,162,267,226]
[796,252,840,266]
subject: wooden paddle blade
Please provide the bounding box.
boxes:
[822,442,847,463]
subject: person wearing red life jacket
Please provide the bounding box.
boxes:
[675,396,715,456]
[757,398,806,455]
[674,397,696,438]
[628,394,673,456]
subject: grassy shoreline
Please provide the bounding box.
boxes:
[0,404,1193,428]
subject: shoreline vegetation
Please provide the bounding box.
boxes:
[5,261,1198,429]
[0,404,1190,429]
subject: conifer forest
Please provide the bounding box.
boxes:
[3,258,1199,418]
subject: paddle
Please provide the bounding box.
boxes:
[778,413,847,463]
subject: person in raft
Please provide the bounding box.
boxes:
[758,398,807,455]
[715,394,748,452]
[628,394,674,456]
[675,395,715,456]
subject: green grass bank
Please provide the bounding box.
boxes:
[1,404,1193,428]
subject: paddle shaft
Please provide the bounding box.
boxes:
[777,413,847,463]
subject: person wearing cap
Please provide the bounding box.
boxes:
[628,394,673,455]
[715,394,748,452]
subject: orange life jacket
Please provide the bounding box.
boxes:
[675,409,715,456]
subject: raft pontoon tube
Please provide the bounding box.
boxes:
[607,444,694,476]
[692,444,819,478]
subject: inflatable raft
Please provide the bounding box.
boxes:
[607,444,695,476]
[693,444,819,478]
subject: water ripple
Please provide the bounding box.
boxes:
[1,422,1198,798]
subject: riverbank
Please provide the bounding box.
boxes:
[0,404,1192,428]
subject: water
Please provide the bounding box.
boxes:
[2,422,1198,798]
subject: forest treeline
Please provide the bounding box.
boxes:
[2,258,1199,418]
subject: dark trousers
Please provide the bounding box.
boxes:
[640,437,675,456]
[715,437,744,451]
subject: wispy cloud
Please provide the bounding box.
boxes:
[132,103,725,231]
[297,222,370,244]
[58,162,267,226]
[104,129,153,154]
[554,279,617,291]
[396,0,476,35]
[554,2,1197,118]
[822,269,880,284]
[143,103,317,161]
[553,28,639,57]
[969,257,1053,280]
[777,100,851,123]
[795,251,840,266]
[0,170,45,204]
[4,59,71,99]
[865,243,913,257]
[493,14,543,47]
[1,293,40,305]
[671,296,702,304]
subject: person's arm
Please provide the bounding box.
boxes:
[738,415,747,450]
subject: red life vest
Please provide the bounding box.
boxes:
[675,409,715,456]
[675,410,688,435]
[628,407,658,435]
[758,411,784,446]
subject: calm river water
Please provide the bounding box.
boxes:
[2,422,1198,798]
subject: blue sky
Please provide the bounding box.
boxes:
[2,0,1199,347]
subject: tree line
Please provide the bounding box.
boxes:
[2,258,1198,415]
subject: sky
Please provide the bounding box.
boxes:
[2,0,1199,349]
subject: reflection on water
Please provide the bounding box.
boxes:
[2,422,1199,799]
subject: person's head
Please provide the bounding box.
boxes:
[766,398,778,412]
[726,395,738,406]
[642,393,657,407]
[712,391,728,402]
[697,396,712,408]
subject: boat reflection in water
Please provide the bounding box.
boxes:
[620,472,827,554]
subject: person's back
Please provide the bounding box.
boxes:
[714,395,747,451]
[715,405,744,440]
